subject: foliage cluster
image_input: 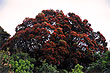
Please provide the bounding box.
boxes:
[0,49,84,73]
[35,60,84,73]
[9,53,35,73]
[0,49,11,73]
[0,26,10,48]
[86,51,110,73]
[0,49,36,73]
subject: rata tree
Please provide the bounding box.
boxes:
[0,26,10,48]
[2,10,108,71]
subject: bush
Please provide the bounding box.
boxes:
[86,51,110,73]
[9,52,36,73]
[35,60,60,73]
[69,64,84,73]
[0,48,11,73]
[35,60,84,73]
[0,50,36,73]
[2,9,108,71]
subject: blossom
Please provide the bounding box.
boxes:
[83,19,88,24]
[29,34,34,38]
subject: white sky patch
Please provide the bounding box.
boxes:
[0,0,110,48]
[0,0,6,9]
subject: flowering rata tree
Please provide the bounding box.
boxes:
[2,10,108,70]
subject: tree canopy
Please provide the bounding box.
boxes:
[0,26,10,48]
[2,9,108,70]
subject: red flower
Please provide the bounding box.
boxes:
[35,36,41,40]
[83,19,88,24]
[57,60,60,65]
[29,34,34,38]
[25,27,30,31]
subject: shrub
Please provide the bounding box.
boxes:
[0,49,36,73]
[0,48,11,73]
[35,60,84,73]
[86,51,110,73]
[2,9,108,71]
[9,52,36,73]
[69,64,84,73]
[35,60,60,73]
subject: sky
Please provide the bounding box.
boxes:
[0,0,110,48]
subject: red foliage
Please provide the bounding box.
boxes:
[2,9,108,70]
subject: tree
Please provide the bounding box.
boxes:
[2,9,108,71]
[0,26,10,48]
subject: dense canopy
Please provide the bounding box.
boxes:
[0,26,10,48]
[2,10,108,70]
